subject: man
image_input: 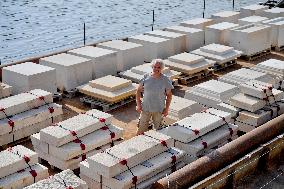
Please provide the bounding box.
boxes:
[136,59,174,135]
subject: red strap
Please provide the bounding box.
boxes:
[110,132,115,139]
[228,128,233,136]
[132,176,138,184]
[38,96,45,101]
[23,155,30,163]
[70,130,77,136]
[82,154,86,161]
[80,143,86,151]
[73,138,81,143]
[0,108,5,111]
[99,118,106,123]
[8,120,15,128]
[101,126,108,130]
[193,129,199,135]
[171,155,177,163]
[160,140,168,147]
[48,107,54,113]
[120,159,127,165]
[29,170,37,178]
[202,141,208,148]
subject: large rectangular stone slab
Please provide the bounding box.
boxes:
[180,18,213,30]
[2,62,57,94]
[211,11,240,23]
[168,53,205,65]
[0,163,49,189]
[252,59,284,78]
[239,16,269,25]
[166,108,231,143]
[165,26,204,51]
[68,46,118,78]
[216,102,241,118]
[0,89,53,120]
[89,75,131,92]
[236,110,271,126]
[260,7,284,19]
[40,109,113,147]
[262,18,284,49]
[87,130,174,178]
[0,145,38,179]
[240,4,269,18]
[23,169,88,189]
[40,53,93,91]
[128,34,174,62]
[0,103,63,135]
[229,93,267,112]
[97,40,144,72]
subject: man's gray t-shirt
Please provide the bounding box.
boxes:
[140,74,174,113]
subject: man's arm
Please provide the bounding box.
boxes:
[136,83,143,112]
[163,89,172,117]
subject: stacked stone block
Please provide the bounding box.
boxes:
[0,89,63,146]
[0,83,12,99]
[262,17,284,49]
[240,4,269,18]
[211,11,240,24]
[260,7,284,19]
[80,130,185,189]
[238,16,269,25]
[31,109,124,170]
[0,145,49,189]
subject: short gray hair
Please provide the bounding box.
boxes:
[151,59,165,70]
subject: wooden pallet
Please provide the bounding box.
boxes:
[80,95,135,112]
[209,60,237,71]
[241,48,271,61]
[58,88,78,99]
[53,93,63,102]
[178,69,213,85]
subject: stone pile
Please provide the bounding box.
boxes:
[259,7,284,19]
[0,89,63,146]
[211,11,240,24]
[0,145,49,188]
[119,63,180,83]
[24,169,88,189]
[191,44,242,66]
[262,17,284,50]
[164,53,215,75]
[240,4,269,18]
[159,108,238,163]
[0,83,12,99]
[80,130,185,189]
[223,80,284,132]
[31,109,124,170]
[184,80,239,108]
[238,15,269,25]
[77,75,137,103]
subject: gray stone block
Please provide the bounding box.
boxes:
[237,110,271,126]
[0,163,49,189]
[216,102,241,118]
[2,62,57,94]
[235,121,255,133]
[40,109,113,147]
[23,169,88,189]
[0,89,53,120]
[240,4,269,18]
[211,11,240,24]
[180,18,213,30]
[0,145,38,179]
[239,16,268,25]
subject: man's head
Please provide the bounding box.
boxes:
[151,59,165,75]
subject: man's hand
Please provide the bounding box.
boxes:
[136,105,142,113]
[162,108,169,117]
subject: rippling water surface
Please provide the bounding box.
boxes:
[0,0,260,64]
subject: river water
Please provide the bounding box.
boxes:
[0,0,260,64]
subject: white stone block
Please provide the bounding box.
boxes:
[79,174,102,189]
[262,17,284,48]
[39,53,93,91]
[97,40,144,72]
[260,8,284,19]
[235,121,255,132]
[145,30,187,54]
[87,130,174,178]
[89,75,131,92]
[128,34,174,62]
[166,108,231,143]
[240,4,269,18]
[0,163,49,189]
[168,53,205,65]
[68,46,118,79]
[236,110,271,126]
[0,116,62,146]
[0,89,53,120]
[191,44,242,64]
[31,133,49,154]
[0,103,63,135]
[102,148,185,189]
[252,59,284,79]
[0,145,38,179]
[211,11,240,24]
[229,93,268,112]
[0,83,12,99]
[227,24,271,56]
[40,109,113,147]
[23,169,88,189]
[185,90,222,108]
[2,62,57,95]
[180,18,213,30]
[216,102,241,118]
[165,26,204,51]
[239,16,269,25]
[205,22,239,45]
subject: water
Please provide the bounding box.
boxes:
[0,0,260,64]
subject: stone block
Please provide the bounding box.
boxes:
[165,26,204,51]
[0,145,38,179]
[235,121,255,133]
[40,109,112,147]
[180,18,213,30]
[23,169,88,189]
[102,148,185,189]
[240,4,269,18]
[216,102,241,118]
[0,116,62,146]
[260,7,284,19]
[144,30,187,54]
[185,90,222,108]
[262,18,284,49]
[77,82,137,103]
[166,108,231,143]
[47,124,123,161]
[68,46,118,79]
[79,174,101,189]
[168,53,205,65]
[87,130,174,178]
[205,22,239,45]
[211,11,240,24]
[0,83,12,99]
[236,110,271,126]
[238,16,269,25]
[0,103,63,135]
[192,44,242,64]
[80,160,101,182]
[2,62,57,94]
[31,133,49,154]
[89,76,131,92]
[252,59,284,78]
[0,89,53,120]
[97,40,144,72]
[40,53,93,91]
[128,34,174,62]
[229,93,267,112]
[0,163,49,189]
